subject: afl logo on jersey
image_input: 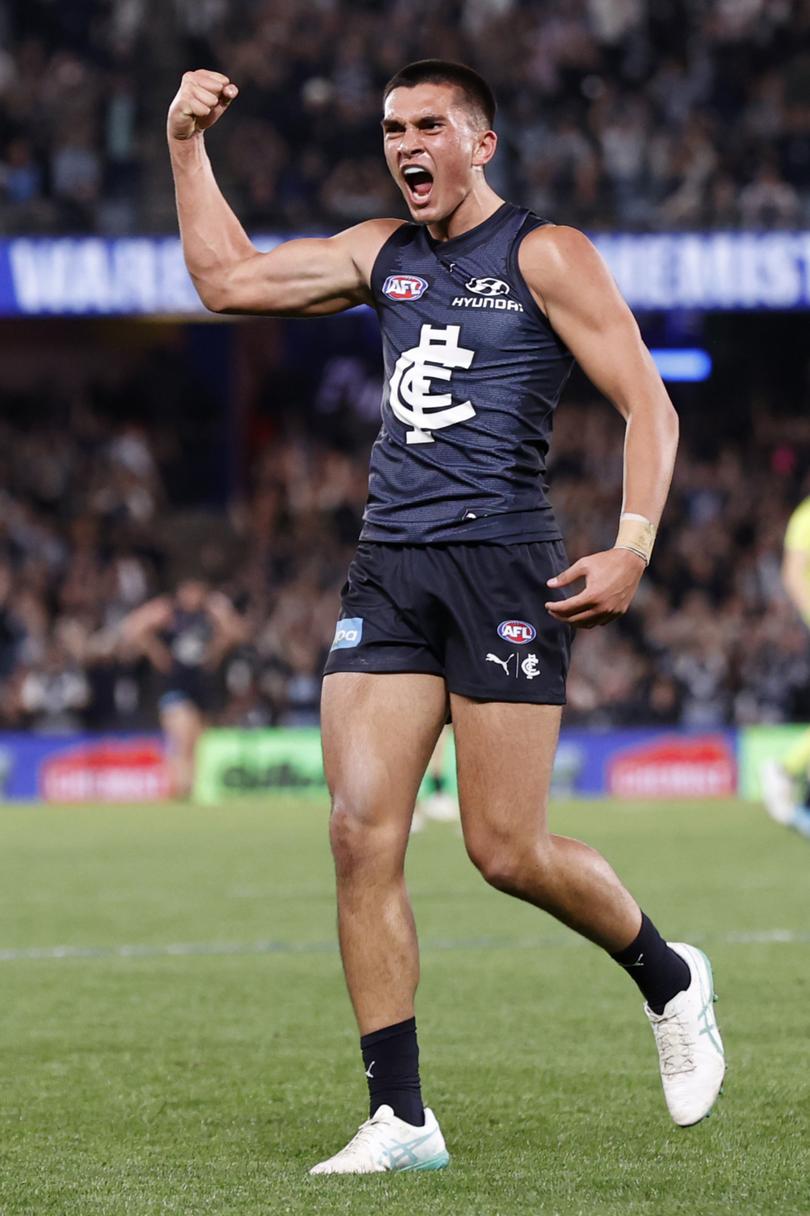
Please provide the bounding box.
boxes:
[383,274,429,301]
[497,619,537,645]
[466,277,510,297]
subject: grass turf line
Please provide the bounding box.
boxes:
[0,797,808,1215]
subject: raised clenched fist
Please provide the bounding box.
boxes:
[168,70,239,140]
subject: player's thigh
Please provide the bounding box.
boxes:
[451,694,562,864]
[322,672,447,840]
[160,698,204,747]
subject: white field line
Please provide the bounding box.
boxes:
[0,928,807,964]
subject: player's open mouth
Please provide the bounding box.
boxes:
[402,164,434,205]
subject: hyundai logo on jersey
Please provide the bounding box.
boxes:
[497,619,537,644]
[331,618,364,649]
[383,275,429,301]
[466,277,511,297]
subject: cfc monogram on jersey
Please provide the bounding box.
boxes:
[389,324,475,445]
[363,202,575,545]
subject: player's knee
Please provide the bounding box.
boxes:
[328,798,364,871]
[329,792,395,877]
[329,790,409,883]
[477,850,535,895]
[467,831,551,896]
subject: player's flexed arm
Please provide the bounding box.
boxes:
[167,70,398,315]
[519,226,679,628]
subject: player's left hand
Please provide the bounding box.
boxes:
[544,548,645,628]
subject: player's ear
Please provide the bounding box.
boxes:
[472,128,497,168]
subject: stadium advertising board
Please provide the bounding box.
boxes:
[2,234,810,316]
[738,725,810,800]
[194,727,738,803]
[593,232,810,311]
[0,734,168,802]
[0,728,740,802]
[194,728,327,803]
[553,730,737,799]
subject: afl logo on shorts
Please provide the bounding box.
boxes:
[383,274,429,301]
[497,619,536,645]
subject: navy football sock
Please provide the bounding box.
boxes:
[612,912,691,1014]
[360,1017,424,1127]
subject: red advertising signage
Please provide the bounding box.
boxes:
[41,740,169,803]
[608,734,736,799]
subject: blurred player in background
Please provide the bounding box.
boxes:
[762,496,810,838]
[167,59,724,1174]
[120,578,245,798]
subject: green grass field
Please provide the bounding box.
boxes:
[0,796,808,1215]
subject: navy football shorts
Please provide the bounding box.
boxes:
[324,541,573,704]
[157,668,211,715]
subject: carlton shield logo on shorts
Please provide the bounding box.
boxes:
[331,618,363,650]
[382,275,429,301]
[497,619,537,645]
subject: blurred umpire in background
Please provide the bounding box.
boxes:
[762,495,810,838]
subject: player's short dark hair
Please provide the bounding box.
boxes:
[383,60,496,130]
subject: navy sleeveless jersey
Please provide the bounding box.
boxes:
[360,202,574,544]
[162,607,212,675]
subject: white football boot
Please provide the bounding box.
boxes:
[309,1104,449,1175]
[645,942,725,1127]
[761,760,798,826]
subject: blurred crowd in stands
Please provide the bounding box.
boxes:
[1,0,809,236]
[1,367,809,733]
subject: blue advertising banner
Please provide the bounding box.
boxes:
[0,233,808,317]
[593,232,810,311]
[551,729,737,799]
[0,734,167,802]
[0,234,282,317]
